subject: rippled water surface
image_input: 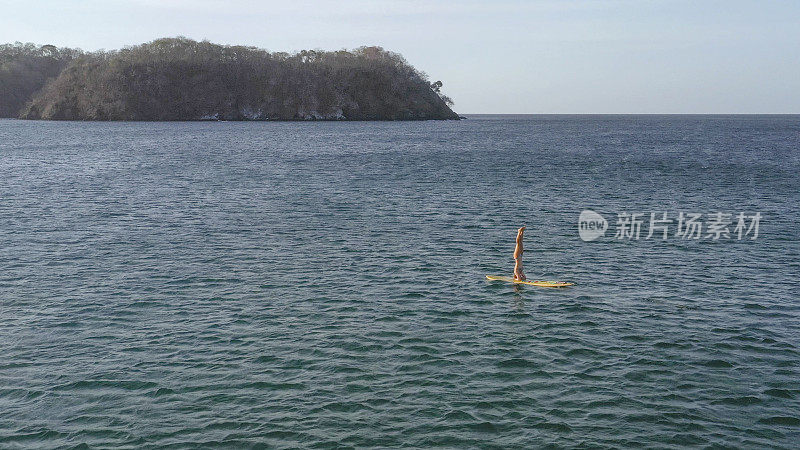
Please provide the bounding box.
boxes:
[1,116,799,448]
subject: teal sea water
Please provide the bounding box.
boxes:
[1,115,799,448]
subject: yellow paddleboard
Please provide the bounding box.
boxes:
[486,275,574,288]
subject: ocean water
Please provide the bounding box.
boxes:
[1,115,798,448]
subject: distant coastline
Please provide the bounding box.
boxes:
[1,37,459,121]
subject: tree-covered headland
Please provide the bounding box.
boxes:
[0,37,458,121]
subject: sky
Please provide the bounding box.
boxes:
[2,0,799,113]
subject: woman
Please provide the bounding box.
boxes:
[513,226,526,280]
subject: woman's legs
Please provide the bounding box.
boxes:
[514,226,525,260]
[513,226,526,280]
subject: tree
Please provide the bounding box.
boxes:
[430,80,453,106]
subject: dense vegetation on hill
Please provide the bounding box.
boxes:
[1,38,458,121]
[0,43,81,117]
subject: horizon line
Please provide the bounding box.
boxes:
[460,113,800,116]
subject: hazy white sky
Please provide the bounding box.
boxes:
[2,0,799,113]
